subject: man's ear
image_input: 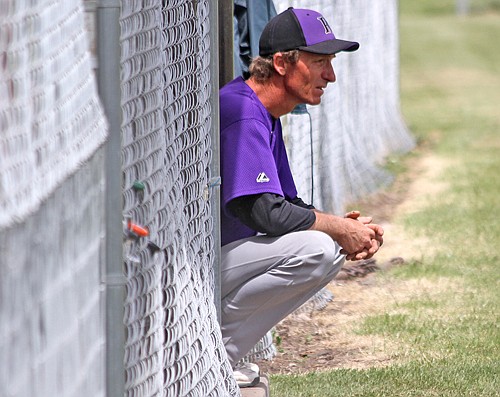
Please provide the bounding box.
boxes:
[273,52,287,76]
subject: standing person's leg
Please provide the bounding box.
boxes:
[221,230,345,366]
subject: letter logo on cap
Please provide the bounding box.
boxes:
[317,16,332,35]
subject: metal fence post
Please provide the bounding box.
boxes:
[212,0,233,323]
[219,0,234,87]
[95,1,126,396]
[209,0,222,322]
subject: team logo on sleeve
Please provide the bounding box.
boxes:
[256,172,270,183]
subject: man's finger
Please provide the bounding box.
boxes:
[367,223,384,236]
[355,250,368,260]
[344,210,360,219]
[357,216,373,224]
[368,239,380,254]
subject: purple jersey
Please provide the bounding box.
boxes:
[220,77,298,246]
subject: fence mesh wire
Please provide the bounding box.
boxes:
[120,1,238,396]
[0,1,108,396]
[0,0,108,228]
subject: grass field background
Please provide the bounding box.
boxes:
[269,1,500,396]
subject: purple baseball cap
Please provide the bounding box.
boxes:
[259,7,359,57]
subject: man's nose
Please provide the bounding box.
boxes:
[324,63,336,83]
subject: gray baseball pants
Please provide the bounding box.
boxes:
[220,230,345,367]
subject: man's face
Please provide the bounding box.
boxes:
[283,51,336,106]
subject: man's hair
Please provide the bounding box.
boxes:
[249,50,300,83]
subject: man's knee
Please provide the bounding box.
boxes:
[296,230,344,280]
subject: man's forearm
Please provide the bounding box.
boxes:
[310,210,350,242]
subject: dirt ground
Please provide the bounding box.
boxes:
[256,152,452,375]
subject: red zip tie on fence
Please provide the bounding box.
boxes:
[127,221,149,237]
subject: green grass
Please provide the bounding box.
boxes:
[270,3,500,396]
[271,362,499,397]
[400,0,500,16]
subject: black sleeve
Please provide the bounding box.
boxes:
[227,193,316,236]
[289,196,315,210]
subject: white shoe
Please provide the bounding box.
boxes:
[233,362,260,388]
